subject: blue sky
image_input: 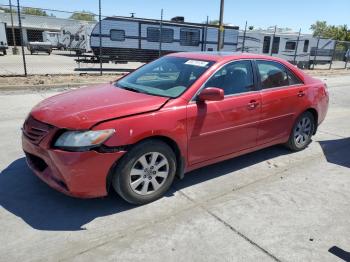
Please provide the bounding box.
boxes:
[1,0,349,33]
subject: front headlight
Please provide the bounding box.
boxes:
[54,129,115,151]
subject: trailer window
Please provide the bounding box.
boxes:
[263,36,271,53]
[303,40,309,52]
[147,27,174,43]
[110,30,125,41]
[180,28,200,46]
[285,41,296,50]
[271,37,280,54]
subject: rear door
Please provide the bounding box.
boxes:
[186,60,261,164]
[255,60,308,145]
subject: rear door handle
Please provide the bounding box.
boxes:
[248,100,259,110]
[297,90,305,97]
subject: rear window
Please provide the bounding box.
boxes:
[257,60,302,89]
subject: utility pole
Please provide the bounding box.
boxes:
[159,9,163,57]
[270,25,277,56]
[9,0,18,54]
[293,28,301,65]
[16,0,27,76]
[242,21,247,52]
[99,0,102,75]
[217,0,224,51]
[203,16,209,51]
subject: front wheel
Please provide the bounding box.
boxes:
[286,112,315,151]
[112,140,177,205]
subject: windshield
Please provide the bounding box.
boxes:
[116,56,214,98]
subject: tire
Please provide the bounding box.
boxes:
[286,111,315,152]
[112,139,177,205]
[3,50,6,55]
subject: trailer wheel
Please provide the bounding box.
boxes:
[3,50,6,55]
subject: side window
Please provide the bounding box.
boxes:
[303,40,309,52]
[271,37,280,54]
[263,36,271,53]
[180,28,200,46]
[288,71,303,85]
[257,60,302,89]
[204,60,255,96]
[147,27,174,43]
[285,41,296,50]
[110,29,125,41]
[257,61,287,89]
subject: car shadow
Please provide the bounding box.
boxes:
[0,158,135,231]
[319,137,350,168]
[329,246,350,261]
[0,145,293,232]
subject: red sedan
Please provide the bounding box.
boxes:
[22,52,329,204]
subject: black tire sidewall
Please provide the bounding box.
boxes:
[288,112,315,151]
[112,140,176,205]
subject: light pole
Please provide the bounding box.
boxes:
[8,0,18,54]
[217,0,224,51]
[99,0,102,75]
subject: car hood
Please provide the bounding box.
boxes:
[31,83,169,129]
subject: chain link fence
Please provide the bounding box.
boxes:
[0,1,349,77]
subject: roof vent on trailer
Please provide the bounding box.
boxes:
[171,16,185,23]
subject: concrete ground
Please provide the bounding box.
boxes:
[0,50,143,75]
[0,74,349,262]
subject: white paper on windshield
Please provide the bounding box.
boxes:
[185,60,209,67]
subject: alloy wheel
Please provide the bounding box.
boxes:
[294,116,312,147]
[129,152,169,195]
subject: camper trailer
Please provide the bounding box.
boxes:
[90,16,239,63]
[42,31,60,49]
[237,30,335,68]
[58,24,95,54]
[0,22,8,55]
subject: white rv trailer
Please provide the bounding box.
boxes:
[237,30,335,68]
[42,31,60,48]
[90,16,239,62]
[0,22,8,55]
[58,23,95,54]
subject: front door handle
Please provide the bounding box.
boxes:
[248,100,259,110]
[297,90,305,97]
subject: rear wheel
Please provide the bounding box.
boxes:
[286,112,315,151]
[112,140,176,205]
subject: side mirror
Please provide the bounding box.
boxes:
[197,87,224,102]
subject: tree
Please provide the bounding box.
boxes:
[310,21,350,41]
[0,6,15,13]
[22,7,48,16]
[69,11,96,21]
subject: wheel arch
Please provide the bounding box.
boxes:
[106,135,186,194]
[305,108,318,134]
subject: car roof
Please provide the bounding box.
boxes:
[168,51,286,63]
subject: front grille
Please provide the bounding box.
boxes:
[23,116,53,145]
